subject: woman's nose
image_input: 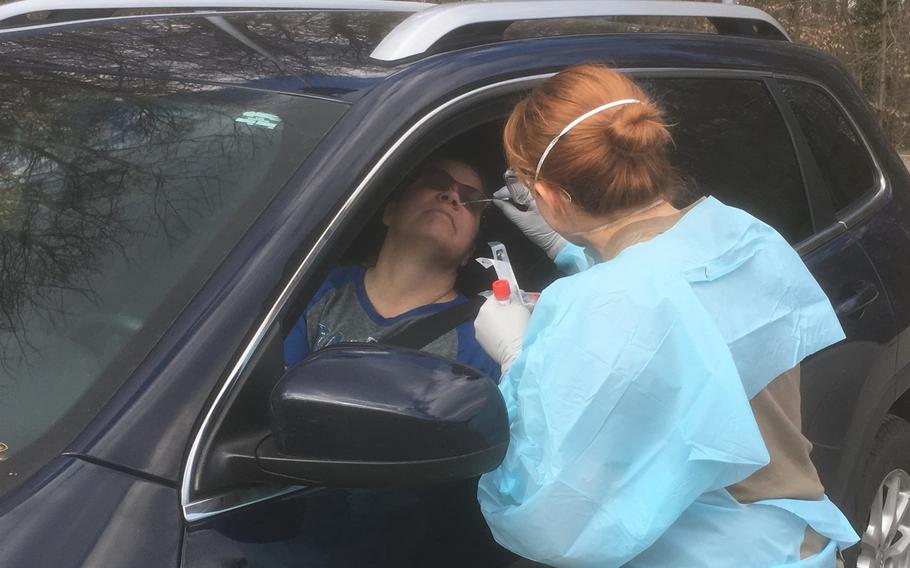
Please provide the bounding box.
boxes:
[438,190,460,207]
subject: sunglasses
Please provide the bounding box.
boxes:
[416,167,490,214]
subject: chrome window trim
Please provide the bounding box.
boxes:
[184,485,305,522]
[180,72,555,522]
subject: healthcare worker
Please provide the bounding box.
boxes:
[474,64,859,567]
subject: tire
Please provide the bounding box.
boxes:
[845,414,910,568]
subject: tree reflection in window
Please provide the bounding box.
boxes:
[0,10,409,98]
[1,70,262,354]
[0,67,345,493]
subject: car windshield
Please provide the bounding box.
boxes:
[0,68,346,495]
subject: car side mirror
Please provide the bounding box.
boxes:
[256,345,508,486]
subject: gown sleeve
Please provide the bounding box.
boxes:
[477,271,771,568]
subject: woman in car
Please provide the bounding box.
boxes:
[473,64,859,567]
[284,155,499,380]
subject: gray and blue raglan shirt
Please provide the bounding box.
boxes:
[283,265,500,381]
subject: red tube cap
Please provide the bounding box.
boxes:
[492,279,511,301]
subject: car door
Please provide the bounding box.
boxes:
[774,77,901,513]
[178,124,527,568]
[181,244,518,565]
[177,68,892,568]
[182,478,514,567]
[635,73,895,509]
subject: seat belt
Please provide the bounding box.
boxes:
[383,296,485,350]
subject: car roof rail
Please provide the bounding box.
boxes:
[370,0,791,63]
[0,0,427,31]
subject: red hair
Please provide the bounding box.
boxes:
[504,64,676,215]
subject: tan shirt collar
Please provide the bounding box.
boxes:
[598,197,705,261]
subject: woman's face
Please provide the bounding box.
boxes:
[384,159,484,263]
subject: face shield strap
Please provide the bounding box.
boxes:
[533,98,641,182]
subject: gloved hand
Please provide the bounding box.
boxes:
[492,187,566,259]
[474,294,531,373]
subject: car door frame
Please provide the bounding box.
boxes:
[627,68,896,508]
[765,72,902,510]
[180,71,559,523]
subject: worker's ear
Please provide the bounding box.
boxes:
[534,180,570,216]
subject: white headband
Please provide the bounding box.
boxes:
[534,98,641,180]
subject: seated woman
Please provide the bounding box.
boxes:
[284,155,500,381]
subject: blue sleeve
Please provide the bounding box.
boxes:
[283,317,310,369]
[477,274,769,567]
[554,243,595,274]
[283,266,361,369]
[456,319,502,382]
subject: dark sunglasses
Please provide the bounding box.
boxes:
[416,167,490,214]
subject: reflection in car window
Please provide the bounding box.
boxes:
[0,10,411,100]
[0,69,346,495]
[504,16,715,40]
[779,80,877,212]
[638,77,812,243]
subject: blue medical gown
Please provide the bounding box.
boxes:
[477,197,858,567]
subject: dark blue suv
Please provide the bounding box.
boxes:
[2,2,910,566]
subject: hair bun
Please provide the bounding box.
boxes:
[602,102,670,156]
[503,64,678,216]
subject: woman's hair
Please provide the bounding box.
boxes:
[504,64,677,215]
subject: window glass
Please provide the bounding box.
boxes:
[638,77,812,243]
[779,80,877,212]
[504,16,715,40]
[0,10,411,100]
[0,69,346,496]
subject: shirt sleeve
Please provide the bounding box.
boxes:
[283,266,356,369]
[554,243,595,275]
[283,317,310,369]
[477,275,770,568]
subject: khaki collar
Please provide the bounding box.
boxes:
[599,197,704,261]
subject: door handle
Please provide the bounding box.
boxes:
[835,281,880,318]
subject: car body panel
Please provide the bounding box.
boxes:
[181,480,517,568]
[799,229,896,506]
[826,192,910,513]
[0,457,180,567]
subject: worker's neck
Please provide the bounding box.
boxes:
[365,240,460,319]
[575,200,681,261]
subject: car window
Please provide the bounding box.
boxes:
[779,79,878,212]
[0,69,346,496]
[0,10,410,100]
[637,77,813,243]
[503,16,715,39]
